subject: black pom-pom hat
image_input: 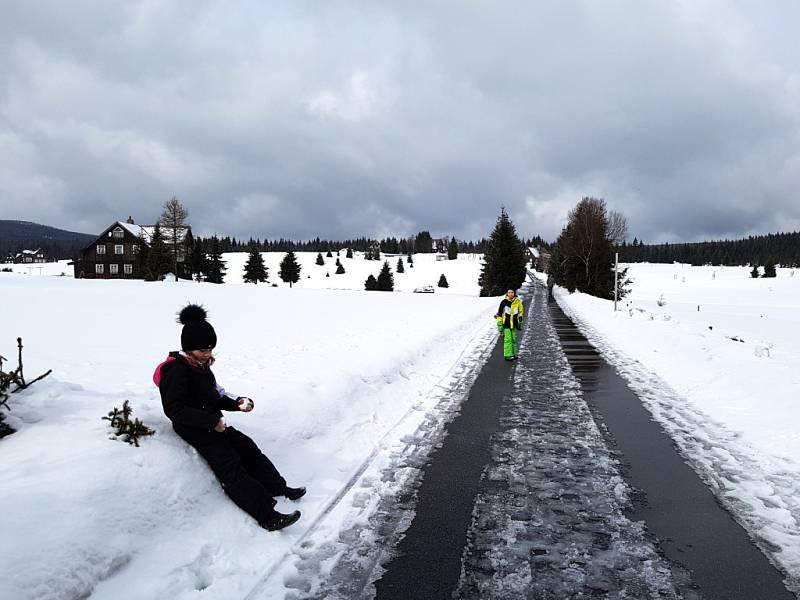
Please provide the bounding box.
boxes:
[178,304,217,351]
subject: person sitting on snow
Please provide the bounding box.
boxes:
[154,304,305,531]
[496,288,525,361]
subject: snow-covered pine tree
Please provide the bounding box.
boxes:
[397,258,405,273]
[346,248,354,259]
[438,274,449,288]
[279,251,302,287]
[189,237,207,281]
[448,237,458,260]
[336,263,345,274]
[478,208,526,296]
[316,252,325,266]
[205,236,226,284]
[146,223,171,281]
[243,247,268,284]
[326,250,333,258]
[407,254,414,268]
[377,261,394,291]
[365,274,378,290]
[764,262,777,278]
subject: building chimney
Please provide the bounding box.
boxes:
[126,216,134,224]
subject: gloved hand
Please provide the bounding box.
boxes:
[237,397,254,412]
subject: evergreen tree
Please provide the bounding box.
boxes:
[364,274,378,291]
[397,258,405,273]
[407,254,414,268]
[763,261,777,278]
[751,265,760,278]
[146,223,171,281]
[448,237,459,260]
[346,248,354,259]
[376,261,394,291]
[205,236,226,284]
[279,251,302,287]
[478,208,527,296]
[316,252,325,266]
[438,274,449,288]
[336,263,345,275]
[189,237,207,281]
[134,231,149,279]
[415,231,434,253]
[243,247,268,284]
[326,250,333,258]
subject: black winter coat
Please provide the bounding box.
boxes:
[157,351,240,433]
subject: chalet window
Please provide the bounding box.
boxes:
[114,244,124,254]
[124,264,133,275]
[97,244,106,255]
[110,264,119,274]
[96,264,104,274]
[112,227,124,239]
[132,245,139,254]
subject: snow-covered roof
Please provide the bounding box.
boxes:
[113,221,190,244]
[529,247,540,258]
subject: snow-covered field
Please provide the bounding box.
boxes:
[0,255,498,600]
[552,263,800,589]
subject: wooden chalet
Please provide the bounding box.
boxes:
[13,249,48,264]
[527,246,552,272]
[74,217,192,279]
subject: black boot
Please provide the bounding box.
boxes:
[284,486,307,501]
[262,509,301,531]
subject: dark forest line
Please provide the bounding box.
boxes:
[618,231,800,267]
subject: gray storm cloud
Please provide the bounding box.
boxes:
[1,0,799,243]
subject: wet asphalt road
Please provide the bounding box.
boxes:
[374,283,793,600]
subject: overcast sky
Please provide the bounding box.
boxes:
[2,1,800,243]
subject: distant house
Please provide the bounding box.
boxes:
[433,238,449,254]
[73,217,192,280]
[14,249,48,264]
[527,246,552,272]
[3,253,15,264]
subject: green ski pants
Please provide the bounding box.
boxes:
[502,328,518,359]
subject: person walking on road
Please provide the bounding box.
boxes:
[496,289,525,361]
[547,273,555,301]
[154,304,306,532]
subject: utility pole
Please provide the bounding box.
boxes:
[614,252,619,312]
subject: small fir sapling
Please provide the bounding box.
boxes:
[336,263,345,274]
[102,400,154,447]
[438,274,449,288]
[751,266,760,278]
[397,258,405,273]
[1,337,52,439]
[365,274,378,291]
[326,272,330,277]
[763,262,777,278]
[326,250,333,258]
[316,252,325,266]
[346,248,354,259]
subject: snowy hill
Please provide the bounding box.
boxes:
[0,263,500,599]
